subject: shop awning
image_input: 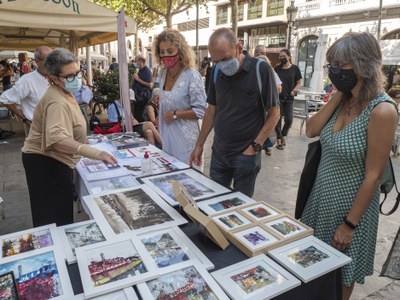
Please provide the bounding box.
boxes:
[381,39,400,65]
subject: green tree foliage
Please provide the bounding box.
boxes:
[93,67,136,101]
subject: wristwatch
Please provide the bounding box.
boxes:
[251,141,262,152]
[173,110,177,120]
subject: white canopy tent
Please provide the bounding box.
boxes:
[79,51,108,62]
[0,50,34,59]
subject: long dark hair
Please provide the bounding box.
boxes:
[0,60,13,73]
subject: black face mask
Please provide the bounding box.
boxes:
[279,57,288,64]
[328,69,358,94]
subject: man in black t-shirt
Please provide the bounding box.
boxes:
[109,58,119,72]
[131,55,153,122]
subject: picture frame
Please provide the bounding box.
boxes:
[72,287,138,300]
[75,235,158,298]
[84,175,139,195]
[0,247,74,300]
[197,192,256,215]
[211,210,253,231]
[211,254,301,300]
[57,220,110,264]
[0,271,19,300]
[239,202,281,222]
[136,261,230,300]
[268,236,352,282]
[82,185,187,236]
[1,223,60,259]
[76,158,130,182]
[263,215,313,240]
[140,169,231,206]
[136,226,214,271]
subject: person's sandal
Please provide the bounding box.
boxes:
[276,144,284,150]
[264,148,272,156]
[281,137,287,146]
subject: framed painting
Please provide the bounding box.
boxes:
[85,176,139,195]
[57,220,109,264]
[140,169,231,206]
[239,202,280,222]
[72,287,139,300]
[75,236,158,298]
[268,236,352,282]
[112,149,138,160]
[1,224,59,259]
[137,261,229,300]
[0,248,74,300]
[263,215,312,240]
[197,192,256,215]
[136,226,214,271]
[211,211,252,231]
[211,254,301,300]
[0,271,19,300]
[82,185,187,236]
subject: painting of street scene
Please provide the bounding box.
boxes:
[266,217,305,238]
[236,227,278,250]
[247,207,272,218]
[141,233,189,268]
[94,188,173,234]
[231,265,277,294]
[0,251,63,299]
[219,213,246,229]
[209,197,246,212]
[146,266,219,299]
[81,158,120,173]
[2,229,53,258]
[288,246,330,268]
[86,240,147,287]
[0,272,19,300]
[65,222,106,255]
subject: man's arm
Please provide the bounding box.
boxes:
[6,104,31,126]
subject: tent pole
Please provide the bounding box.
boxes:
[86,46,93,86]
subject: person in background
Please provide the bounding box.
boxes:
[131,55,153,122]
[200,57,212,94]
[22,48,117,227]
[109,57,118,72]
[301,32,398,300]
[153,29,207,165]
[144,94,159,127]
[274,49,302,150]
[388,88,400,109]
[18,52,32,77]
[0,60,13,91]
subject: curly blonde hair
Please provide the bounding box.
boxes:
[153,29,196,69]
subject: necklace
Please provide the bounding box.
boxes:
[346,100,357,116]
[167,65,182,81]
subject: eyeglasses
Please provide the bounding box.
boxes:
[59,71,83,82]
[323,64,342,74]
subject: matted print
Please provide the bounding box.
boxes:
[130,146,162,157]
[137,227,214,270]
[269,236,352,282]
[211,254,300,300]
[240,203,279,221]
[81,158,121,173]
[234,226,278,251]
[82,185,187,236]
[85,176,139,195]
[264,217,307,238]
[212,211,252,231]
[137,261,229,300]
[0,272,19,300]
[113,149,137,160]
[0,248,74,300]
[141,169,230,206]
[76,237,157,298]
[1,224,57,258]
[197,192,256,215]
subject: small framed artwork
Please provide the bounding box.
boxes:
[85,175,139,195]
[82,185,187,236]
[197,192,256,215]
[72,287,139,300]
[1,223,59,259]
[240,202,280,221]
[140,169,231,206]
[212,211,252,231]
[0,271,19,300]
[0,248,74,300]
[136,226,214,271]
[211,254,301,300]
[75,236,158,298]
[263,215,313,240]
[113,148,137,160]
[57,220,109,264]
[269,236,352,282]
[137,261,230,300]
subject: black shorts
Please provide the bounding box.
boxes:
[133,123,144,136]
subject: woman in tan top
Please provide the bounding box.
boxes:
[22,48,117,227]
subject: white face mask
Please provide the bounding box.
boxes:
[65,77,82,93]
[218,58,240,76]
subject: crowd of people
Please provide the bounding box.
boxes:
[0,28,400,300]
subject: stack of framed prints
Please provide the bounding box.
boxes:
[197,192,257,215]
[268,236,352,282]
[82,185,187,236]
[211,254,301,300]
[140,169,231,206]
[73,287,139,300]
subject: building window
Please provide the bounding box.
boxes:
[297,35,318,88]
[217,5,228,25]
[267,0,284,17]
[248,0,262,20]
[238,1,244,22]
[177,18,210,32]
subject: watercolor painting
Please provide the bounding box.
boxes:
[0,272,19,300]
[231,265,277,294]
[288,246,330,268]
[65,222,106,255]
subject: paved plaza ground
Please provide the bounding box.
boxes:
[0,117,399,299]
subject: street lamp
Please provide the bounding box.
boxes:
[286,0,298,50]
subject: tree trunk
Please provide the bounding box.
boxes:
[166,14,172,29]
[231,0,238,37]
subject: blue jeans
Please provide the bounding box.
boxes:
[210,150,261,197]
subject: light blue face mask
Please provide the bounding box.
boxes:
[218,58,240,76]
[65,77,82,93]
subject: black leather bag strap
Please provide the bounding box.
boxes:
[380,158,400,216]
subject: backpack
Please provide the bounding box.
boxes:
[380,158,400,215]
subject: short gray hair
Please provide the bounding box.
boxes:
[254,45,266,56]
[209,28,237,49]
[45,48,78,76]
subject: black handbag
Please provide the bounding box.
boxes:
[295,140,322,219]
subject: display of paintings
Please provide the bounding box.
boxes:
[233,226,279,255]
[0,248,74,300]
[141,169,230,206]
[76,157,130,182]
[151,155,189,173]
[113,149,137,160]
[57,220,109,264]
[240,203,280,221]
[82,185,187,236]
[85,176,139,195]
[81,158,121,173]
[212,211,252,231]
[269,236,352,282]
[0,224,59,259]
[197,192,256,215]
[264,216,309,239]
[211,254,301,300]
[0,271,19,300]
[75,236,158,298]
[136,226,214,271]
[137,261,229,300]
[72,287,139,300]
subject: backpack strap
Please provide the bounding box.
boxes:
[213,64,219,85]
[380,158,400,215]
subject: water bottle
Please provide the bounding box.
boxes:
[141,151,153,175]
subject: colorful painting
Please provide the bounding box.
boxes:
[209,197,245,212]
[0,272,19,300]
[141,233,189,268]
[243,231,269,246]
[231,265,277,294]
[146,266,218,299]
[235,227,278,250]
[288,246,330,268]
[219,214,244,229]
[2,229,53,258]
[0,251,63,299]
[65,222,106,255]
[271,221,301,236]
[248,207,272,218]
[113,149,137,159]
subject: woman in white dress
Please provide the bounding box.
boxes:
[153,29,207,164]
